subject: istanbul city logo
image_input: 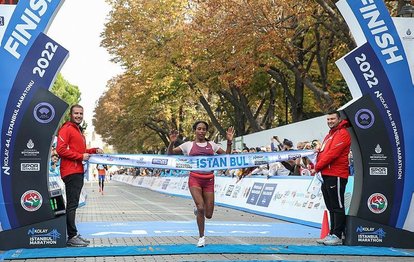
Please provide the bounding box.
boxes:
[27,139,34,149]
[21,190,43,212]
[21,139,40,157]
[374,144,382,154]
[367,193,388,214]
[33,102,55,124]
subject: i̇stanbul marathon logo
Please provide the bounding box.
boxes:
[21,190,43,212]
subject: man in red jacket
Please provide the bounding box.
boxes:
[57,105,102,247]
[314,111,351,246]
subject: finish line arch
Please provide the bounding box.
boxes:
[0,1,68,249]
[1,0,414,251]
[336,0,414,248]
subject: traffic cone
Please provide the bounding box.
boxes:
[320,210,330,239]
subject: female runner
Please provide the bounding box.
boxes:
[168,121,234,247]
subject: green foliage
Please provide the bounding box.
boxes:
[50,73,81,125]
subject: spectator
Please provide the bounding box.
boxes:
[296,141,305,150]
[304,142,312,150]
[294,141,314,176]
[270,136,283,151]
[274,162,291,176]
[248,164,269,176]
[311,139,322,151]
[56,104,103,247]
[279,139,297,176]
[281,138,293,150]
[314,111,351,246]
[348,150,354,176]
[49,154,60,177]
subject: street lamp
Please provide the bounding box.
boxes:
[398,0,414,17]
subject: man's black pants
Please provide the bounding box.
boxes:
[63,173,84,239]
[321,175,348,238]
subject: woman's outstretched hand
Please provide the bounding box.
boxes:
[226,126,235,142]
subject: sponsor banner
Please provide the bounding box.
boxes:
[0,33,68,230]
[20,163,40,172]
[337,0,414,229]
[88,150,315,172]
[114,175,354,227]
[256,183,277,207]
[246,183,264,205]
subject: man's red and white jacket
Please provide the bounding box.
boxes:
[56,121,98,179]
[315,120,351,179]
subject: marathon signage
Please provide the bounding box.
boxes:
[0,32,68,230]
[0,1,68,249]
[336,0,414,248]
[0,215,66,250]
[88,150,316,172]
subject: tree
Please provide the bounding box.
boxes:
[96,0,360,151]
[50,73,81,125]
[189,0,351,122]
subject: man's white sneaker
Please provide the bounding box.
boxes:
[316,234,332,244]
[323,234,343,246]
[197,236,205,247]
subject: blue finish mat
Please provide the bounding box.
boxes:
[2,244,414,260]
[77,221,320,238]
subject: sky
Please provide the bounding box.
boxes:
[48,0,123,129]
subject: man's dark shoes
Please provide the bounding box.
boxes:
[67,235,89,247]
[77,234,91,244]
